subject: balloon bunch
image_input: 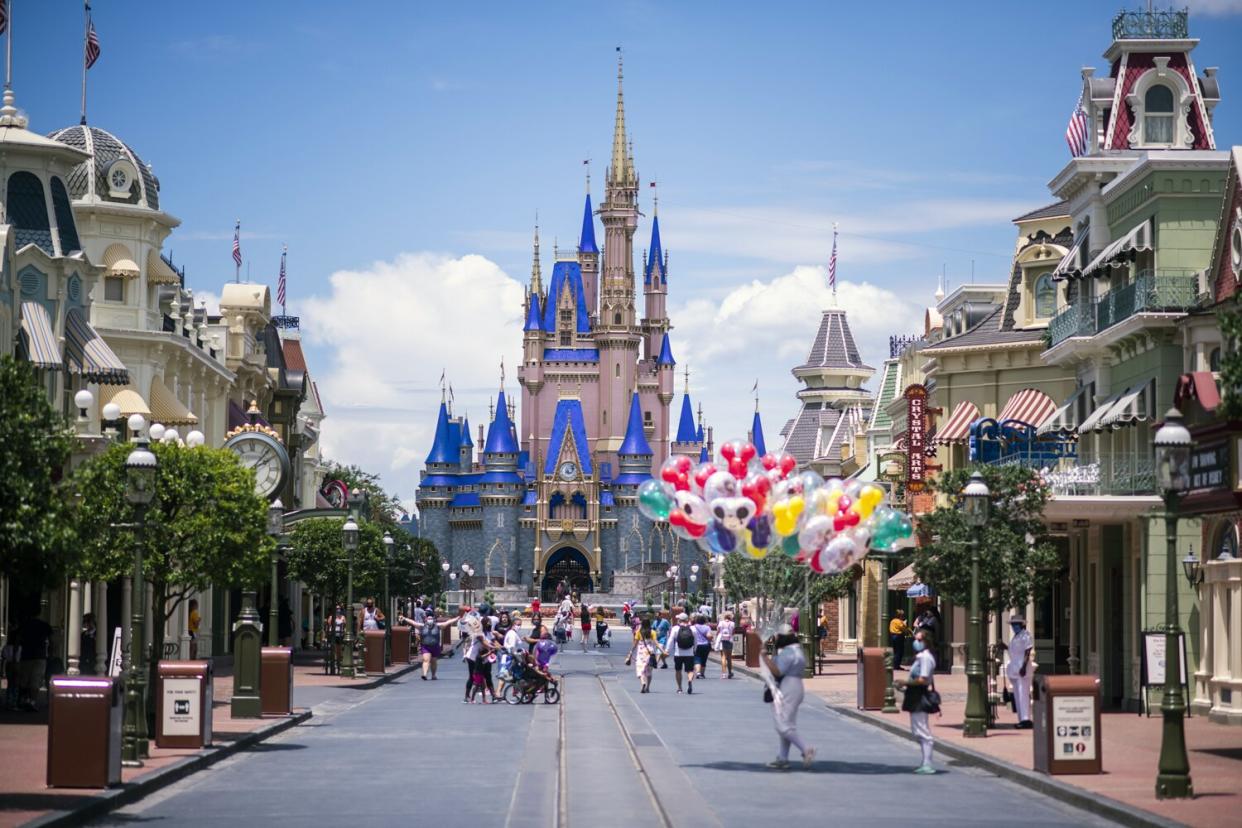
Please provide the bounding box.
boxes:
[636,439,914,575]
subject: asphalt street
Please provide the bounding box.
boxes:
[93,629,1119,827]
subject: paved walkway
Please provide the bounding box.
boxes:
[87,630,1113,827]
[786,653,1241,828]
[0,650,412,828]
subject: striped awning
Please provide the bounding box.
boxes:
[1037,385,1091,437]
[64,308,128,384]
[1097,381,1151,430]
[996,388,1058,428]
[1083,220,1152,278]
[146,250,181,285]
[18,302,62,369]
[1079,389,1124,434]
[933,400,980,445]
[1051,233,1088,281]
[99,384,152,418]
[148,377,197,426]
[102,243,140,278]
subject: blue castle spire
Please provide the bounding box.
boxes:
[484,390,520,454]
[618,392,652,456]
[460,417,473,448]
[524,293,543,331]
[425,401,456,464]
[657,332,675,366]
[699,443,709,463]
[644,214,663,284]
[751,409,767,456]
[579,193,598,254]
[675,394,696,443]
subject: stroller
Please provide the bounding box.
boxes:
[595,619,611,648]
[503,651,560,704]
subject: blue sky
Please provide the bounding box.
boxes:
[21,1,1242,506]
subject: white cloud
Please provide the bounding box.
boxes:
[191,289,221,315]
[1186,0,1242,14]
[302,252,525,498]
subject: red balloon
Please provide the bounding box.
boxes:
[693,463,718,492]
[833,515,847,533]
[741,474,771,514]
[808,548,826,573]
[670,509,707,538]
[844,510,861,527]
[838,495,852,512]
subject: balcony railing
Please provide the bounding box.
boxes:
[1047,269,1200,348]
[985,451,1156,497]
[1112,9,1188,40]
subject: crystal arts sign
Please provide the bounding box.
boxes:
[905,384,928,492]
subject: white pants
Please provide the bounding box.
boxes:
[773,679,808,761]
[909,711,934,766]
[1010,671,1032,722]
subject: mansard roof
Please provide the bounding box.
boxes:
[797,308,872,372]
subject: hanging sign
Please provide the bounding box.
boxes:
[1189,441,1229,492]
[905,385,928,492]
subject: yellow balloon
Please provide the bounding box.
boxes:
[860,484,885,508]
[856,500,876,519]
[743,532,768,559]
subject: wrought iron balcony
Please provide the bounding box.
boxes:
[1047,269,1199,348]
[1048,301,1095,347]
[985,451,1156,497]
[1112,9,1188,40]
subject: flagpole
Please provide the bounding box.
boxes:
[5,0,12,92]
[80,2,90,124]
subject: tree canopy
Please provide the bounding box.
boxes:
[0,356,76,586]
[723,551,853,618]
[910,464,1060,614]
[285,517,387,606]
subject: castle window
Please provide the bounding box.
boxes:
[644,410,652,425]
[615,364,620,378]
[559,330,571,346]
[603,410,607,425]
[613,312,622,325]
[1034,273,1055,318]
[1144,84,1174,145]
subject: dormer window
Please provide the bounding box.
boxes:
[1143,84,1175,145]
[1035,274,1056,318]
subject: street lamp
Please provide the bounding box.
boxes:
[383,531,394,663]
[441,561,450,608]
[341,517,359,678]
[1154,407,1194,799]
[961,470,991,738]
[267,500,285,647]
[121,420,156,765]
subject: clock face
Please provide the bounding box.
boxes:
[558,461,578,481]
[226,433,290,501]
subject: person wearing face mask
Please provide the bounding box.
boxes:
[1006,614,1034,729]
[897,630,940,774]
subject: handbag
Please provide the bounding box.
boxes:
[763,687,774,704]
[919,688,942,714]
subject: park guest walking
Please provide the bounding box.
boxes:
[663,613,698,694]
[898,630,940,774]
[714,612,736,678]
[579,602,591,653]
[691,614,713,678]
[1006,614,1034,729]
[761,624,815,770]
[654,611,671,668]
[626,616,660,693]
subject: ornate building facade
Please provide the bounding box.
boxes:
[417,61,698,600]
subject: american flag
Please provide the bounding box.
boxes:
[0,1,9,36]
[85,17,101,70]
[277,246,287,309]
[232,221,242,268]
[1066,93,1089,158]
[827,224,839,294]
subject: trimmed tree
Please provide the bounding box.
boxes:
[71,441,272,690]
[723,551,853,630]
[910,464,1059,615]
[0,356,76,587]
[285,517,389,611]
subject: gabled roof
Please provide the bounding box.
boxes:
[674,394,697,443]
[618,392,653,456]
[645,215,664,284]
[921,306,1043,352]
[1012,200,1070,223]
[524,293,543,332]
[541,261,592,334]
[425,402,457,464]
[869,359,901,432]
[797,309,872,372]
[484,390,520,454]
[544,398,593,476]
[751,409,767,456]
[657,332,675,366]
[579,193,598,254]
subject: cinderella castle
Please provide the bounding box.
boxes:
[417,58,753,601]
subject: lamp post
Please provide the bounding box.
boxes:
[267,501,284,647]
[340,516,359,678]
[441,561,450,608]
[1154,408,1194,799]
[121,416,156,765]
[383,531,394,664]
[878,547,899,713]
[961,470,991,738]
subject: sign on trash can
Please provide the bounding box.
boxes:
[156,660,214,748]
[47,676,122,788]
[1033,675,1102,775]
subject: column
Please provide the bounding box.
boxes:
[179,594,192,659]
[95,582,109,675]
[66,577,82,675]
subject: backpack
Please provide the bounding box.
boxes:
[421,622,439,646]
[676,625,695,650]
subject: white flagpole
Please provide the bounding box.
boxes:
[5,0,12,92]
[80,2,89,124]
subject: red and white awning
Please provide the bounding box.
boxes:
[933,400,980,445]
[996,388,1058,429]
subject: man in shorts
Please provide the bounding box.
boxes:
[662,612,698,694]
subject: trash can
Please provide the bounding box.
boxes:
[857,647,887,710]
[364,629,386,674]
[392,625,412,664]
[156,660,213,748]
[47,676,122,788]
[260,647,293,716]
[1033,674,1102,775]
[441,624,452,647]
[745,630,762,668]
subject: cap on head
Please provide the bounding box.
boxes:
[1010,615,1026,626]
[676,612,689,621]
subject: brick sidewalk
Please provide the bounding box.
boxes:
[795,655,1241,828]
[0,651,413,828]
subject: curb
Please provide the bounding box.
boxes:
[714,656,1187,828]
[24,709,312,828]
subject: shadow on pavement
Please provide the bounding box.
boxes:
[239,742,307,753]
[0,793,99,812]
[683,759,931,775]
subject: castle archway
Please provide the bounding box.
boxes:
[540,546,593,602]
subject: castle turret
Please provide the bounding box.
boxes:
[578,189,599,318]
[642,206,669,361]
[459,416,473,471]
[614,391,654,487]
[750,406,768,456]
[670,368,702,457]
